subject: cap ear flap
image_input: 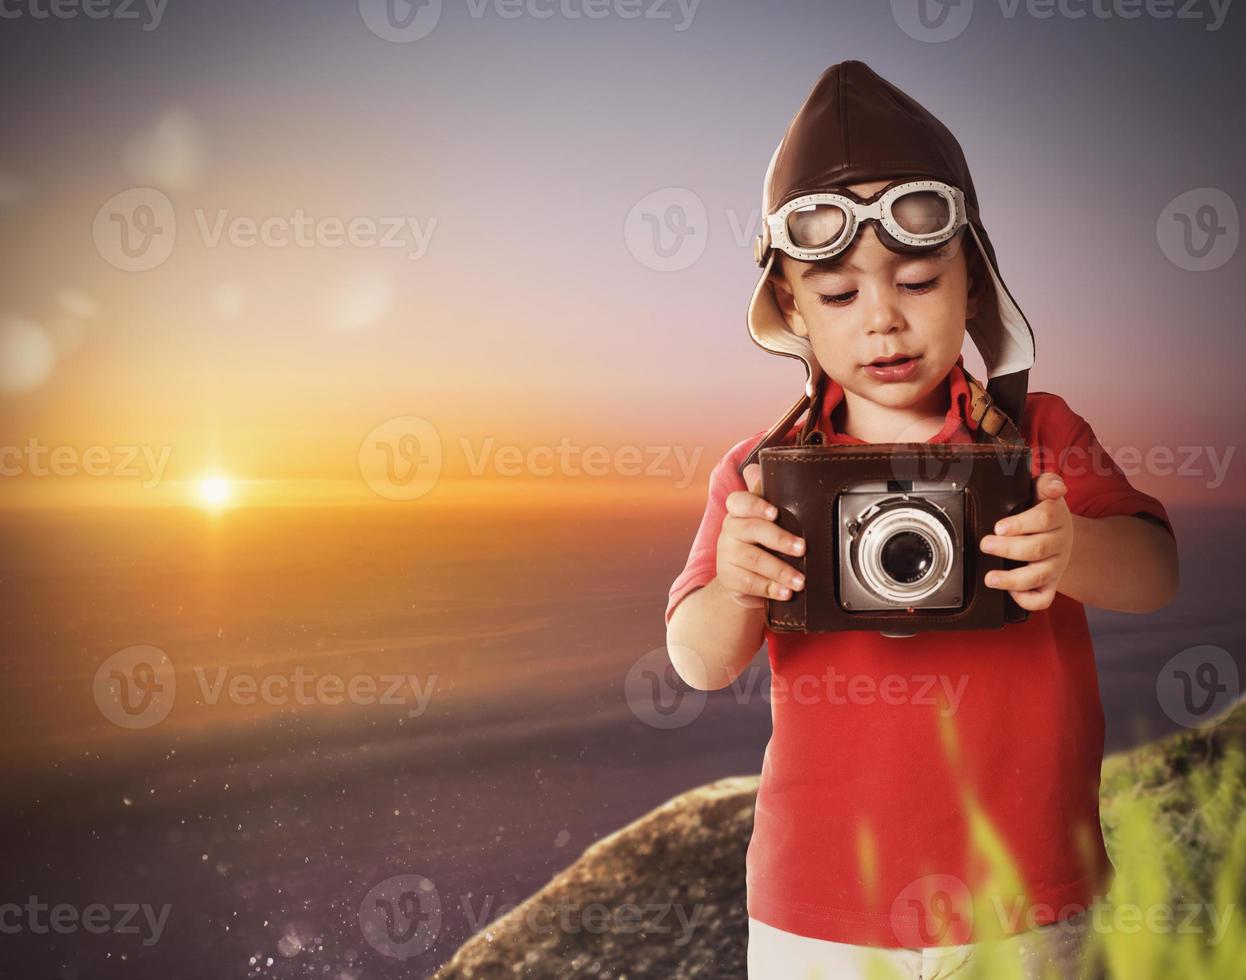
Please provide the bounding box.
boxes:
[767,255,809,338]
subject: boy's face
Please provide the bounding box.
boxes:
[769,178,980,412]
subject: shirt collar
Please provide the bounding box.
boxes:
[815,353,977,445]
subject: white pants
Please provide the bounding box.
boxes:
[747,913,1099,980]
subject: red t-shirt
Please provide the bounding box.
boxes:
[665,355,1175,947]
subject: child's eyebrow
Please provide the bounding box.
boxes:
[801,258,857,278]
[800,241,955,280]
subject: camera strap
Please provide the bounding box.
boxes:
[735,365,1024,478]
[961,366,1025,447]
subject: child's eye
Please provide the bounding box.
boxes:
[818,276,941,307]
[900,276,941,294]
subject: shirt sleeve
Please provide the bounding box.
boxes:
[664,437,754,626]
[1049,400,1176,539]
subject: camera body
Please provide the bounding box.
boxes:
[759,442,1033,636]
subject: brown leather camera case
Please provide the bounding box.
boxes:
[759,443,1034,633]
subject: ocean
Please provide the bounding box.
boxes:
[0,502,1240,978]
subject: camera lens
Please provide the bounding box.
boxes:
[847,498,957,605]
[880,531,934,584]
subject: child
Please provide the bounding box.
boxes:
[664,61,1179,979]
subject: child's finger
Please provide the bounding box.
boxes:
[991,498,1066,538]
[722,534,806,585]
[724,515,806,558]
[979,530,1060,563]
[726,487,778,521]
[1034,471,1067,501]
[1009,585,1057,611]
[983,557,1059,593]
[743,462,762,496]
[721,562,796,603]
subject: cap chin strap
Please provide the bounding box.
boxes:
[963,221,1033,427]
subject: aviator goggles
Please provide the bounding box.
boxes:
[757,178,968,266]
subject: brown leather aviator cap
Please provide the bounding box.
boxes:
[745,60,1035,451]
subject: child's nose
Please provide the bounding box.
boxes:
[863,299,904,337]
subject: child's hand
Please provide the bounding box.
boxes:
[716,463,807,608]
[978,471,1073,611]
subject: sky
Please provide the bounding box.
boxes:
[0,0,1242,510]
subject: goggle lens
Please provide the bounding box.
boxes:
[786,203,848,249]
[889,190,953,236]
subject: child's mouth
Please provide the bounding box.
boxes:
[864,354,921,381]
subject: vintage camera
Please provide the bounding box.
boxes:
[759,443,1033,636]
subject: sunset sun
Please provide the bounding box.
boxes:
[196,475,234,509]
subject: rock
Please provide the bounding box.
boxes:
[433,776,756,979]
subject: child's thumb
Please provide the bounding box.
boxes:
[1037,470,1067,498]
[743,462,762,496]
